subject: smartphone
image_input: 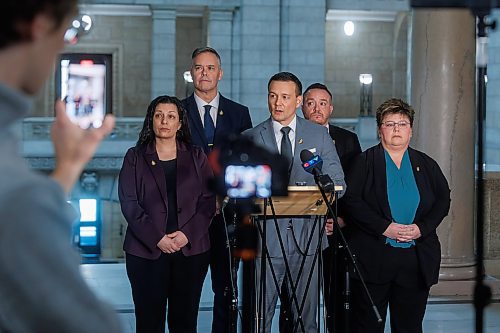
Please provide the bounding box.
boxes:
[225,165,272,199]
[57,54,111,129]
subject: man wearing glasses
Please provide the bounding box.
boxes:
[0,1,121,332]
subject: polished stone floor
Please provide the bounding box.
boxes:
[81,263,500,333]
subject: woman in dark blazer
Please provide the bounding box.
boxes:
[343,98,451,333]
[118,95,215,333]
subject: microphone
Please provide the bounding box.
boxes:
[300,149,335,192]
[300,149,323,178]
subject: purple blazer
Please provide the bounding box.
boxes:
[118,140,215,259]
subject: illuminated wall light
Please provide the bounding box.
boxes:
[183,71,193,83]
[344,21,354,36]
[81,15,92,31]
[64,14,93,44]
[79,198,97,222]
[79,226,97,237]
[359,74,373,116]
[359,74,373,85]
[79,226,97,246]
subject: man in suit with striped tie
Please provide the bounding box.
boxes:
[182,46,252,333]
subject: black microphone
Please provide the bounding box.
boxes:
[300,149,323,177]
[300,149,335,192]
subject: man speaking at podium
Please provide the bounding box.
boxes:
[244,72,345,332]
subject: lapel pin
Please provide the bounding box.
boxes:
[298,138,304,144]
[416,166,420,172]
[151,160,156,166]
[219,110,224,116]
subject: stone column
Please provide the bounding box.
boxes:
[151,8,176,98]
[410,9,476,285]
[206,8,234,97]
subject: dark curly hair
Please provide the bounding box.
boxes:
[0,0,78,49]
[136,95,192,148]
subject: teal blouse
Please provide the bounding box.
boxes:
[385,149,420,248]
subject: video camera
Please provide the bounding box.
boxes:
[209,134,289,203]
[208,134,289,260]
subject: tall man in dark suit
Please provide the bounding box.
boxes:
[181,47,252,333]
[244,73,346,332]
[301,83,361,333]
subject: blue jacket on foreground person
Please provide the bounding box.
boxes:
[0,0,121,332]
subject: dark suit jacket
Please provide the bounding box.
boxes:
[328,124,361,170]
[182,93,252,154]
[327,125,361,237]
[343,143,450,287]
[118,141,216,259]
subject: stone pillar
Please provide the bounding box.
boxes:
[206,8,234,97]
[410,9,476,283]
[151,8,176,98]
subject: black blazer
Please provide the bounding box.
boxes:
[329,124,361,171]
[343,143,451,287]
[182,94,252,154]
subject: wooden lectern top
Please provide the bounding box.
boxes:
[254,185,343,217]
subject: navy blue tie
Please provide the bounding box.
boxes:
[203,104,215,147]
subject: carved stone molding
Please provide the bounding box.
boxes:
[26,157,124,171]
[23,117,143,141]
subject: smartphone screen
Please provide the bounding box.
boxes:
[56,54,111,129]
[225,165,272,199]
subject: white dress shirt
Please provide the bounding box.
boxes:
[194,92,220,128]
[272,115,297,155]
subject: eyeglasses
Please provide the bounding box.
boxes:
[381,120,411,129]
[64,14,93,45]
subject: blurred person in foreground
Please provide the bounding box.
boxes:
[343,98,451,333]
[119,96,215,333]
[0,0,120,332]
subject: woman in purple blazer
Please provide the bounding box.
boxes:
[118,95,216,333]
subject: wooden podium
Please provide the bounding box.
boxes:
[251,185,343,332]
[254,185,343,216]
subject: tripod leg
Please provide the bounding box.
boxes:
[343,268,350,333]
[278,279,294,332]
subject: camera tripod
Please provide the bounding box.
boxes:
[223,202,241,333]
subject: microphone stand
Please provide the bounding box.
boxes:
[474,11,495,333]
[326,193,350,333]
[312,173,382,325]
[228,206,239,333]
